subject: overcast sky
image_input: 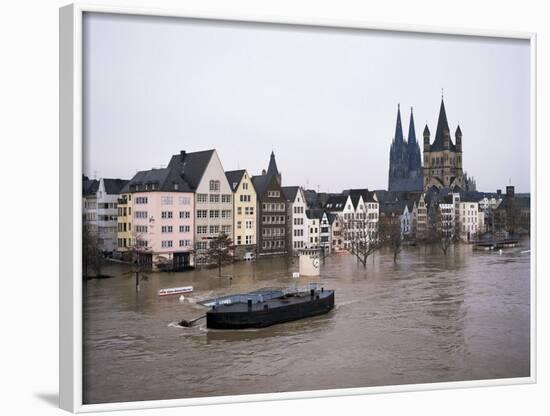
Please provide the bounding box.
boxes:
[83,12,531,193]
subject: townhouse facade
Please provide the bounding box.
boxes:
[226,169,257,257]
[168,150,233,265]
[125,167,195,269]
[116,191,132,255]
[282,186,308,254]
[252,152,287,256]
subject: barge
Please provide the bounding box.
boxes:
[204,284,335,329]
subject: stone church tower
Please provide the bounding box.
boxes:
[388,104,423,192]
[422,98,466,190]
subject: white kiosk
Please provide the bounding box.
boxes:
[298,248,321,277]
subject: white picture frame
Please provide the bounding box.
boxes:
[59,2,537,413]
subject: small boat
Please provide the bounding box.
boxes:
[158,286,194,297]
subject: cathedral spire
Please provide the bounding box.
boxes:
[394,103,404,144]
[408,106,417,145]
[266,150,281,184]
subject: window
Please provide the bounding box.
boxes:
[268,190,280,198]
[179,211,190,219]
[210,225,220,234]
[179,196,191,205]
[179,225,190,233]
[222,194,232,203]
[209,210,220,218]
[197,225,207,234]
[197,210,207,218]
[161,196,174,205]
[135,225,147,233]
[135,211,148,219]
[237,207,242,215]
[246,220,253,229]
[243,182,248,190]
[179,240,191,247]
[237,236,242,245]
[135,197,148,204]
[245,235,252,245]
[161,225,173,233]
[222,225,231,234]
[197,194,207,203]
[209,180,220,192]
[161,240,173,248]
[237,221,242,229]
[161,211,173,219]
[210,194,220,203]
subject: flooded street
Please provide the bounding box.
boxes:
[83,241,531,404]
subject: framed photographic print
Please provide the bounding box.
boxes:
[59,2,536,413]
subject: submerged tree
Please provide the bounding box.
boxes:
[206,233,236,277]
[82,214,104,279]
[342,216,382,269]
[379,211,402,263]
[121,232,151,292]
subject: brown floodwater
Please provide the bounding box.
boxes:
[83,241,531,404]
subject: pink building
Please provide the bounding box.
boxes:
[126,168,194,270]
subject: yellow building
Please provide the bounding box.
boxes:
[225,169,257,258]
[116,191,132,256]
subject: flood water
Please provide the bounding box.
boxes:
[83,241,531,404]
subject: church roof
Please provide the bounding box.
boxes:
[267,151,279,179]
[430,99,456,152]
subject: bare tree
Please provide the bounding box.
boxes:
[206,233,236,277]
[379,212,402,263]
[121,232,151,292]
[429,205,455,255]
[342,216,381,269]
[82,214,104,279]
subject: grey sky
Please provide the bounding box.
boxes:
[83,12,531,193]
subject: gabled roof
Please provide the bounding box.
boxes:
[282,186,300,202]
[324,195,348,212]
[348,188,377,203]
[327,212,338,225]
[82,175,99,196]
[225,170,246,192]
[167,149,215,190]
[102,178,130,195]
[250,173,282,197]
[124,167,192,193]
[306,208,325,220]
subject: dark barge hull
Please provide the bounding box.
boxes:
[206,291,335,329]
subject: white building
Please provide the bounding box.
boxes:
[83,177,128,254]
[458,199,480,242]
[282,186,308,254]
[319,211,332,255]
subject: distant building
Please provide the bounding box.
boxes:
[494,185,531,237]
[226,169,257,257]
[423,98,470,191]
[82,175,99,234]
[116,191,132,255]
[91,177,128,254]
[388,105,423,192]
[252,152,287,256]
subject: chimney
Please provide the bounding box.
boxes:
[180,150,186,161]
[496,189,502,197]
[262,169,266,175]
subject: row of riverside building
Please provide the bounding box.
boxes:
[82,97,530,271]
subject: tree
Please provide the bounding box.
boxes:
[379,211,402,263]
[205,233,236,277]
[342,216,381,269]
[82,214,104,279]
[121,232,150,292]
[429,204,455,255]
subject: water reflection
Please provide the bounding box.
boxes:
[83,240,530,404]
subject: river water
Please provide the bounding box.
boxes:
[83,241,531,404]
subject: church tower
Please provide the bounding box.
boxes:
[388,104,423,192]
[422,98,465,190]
